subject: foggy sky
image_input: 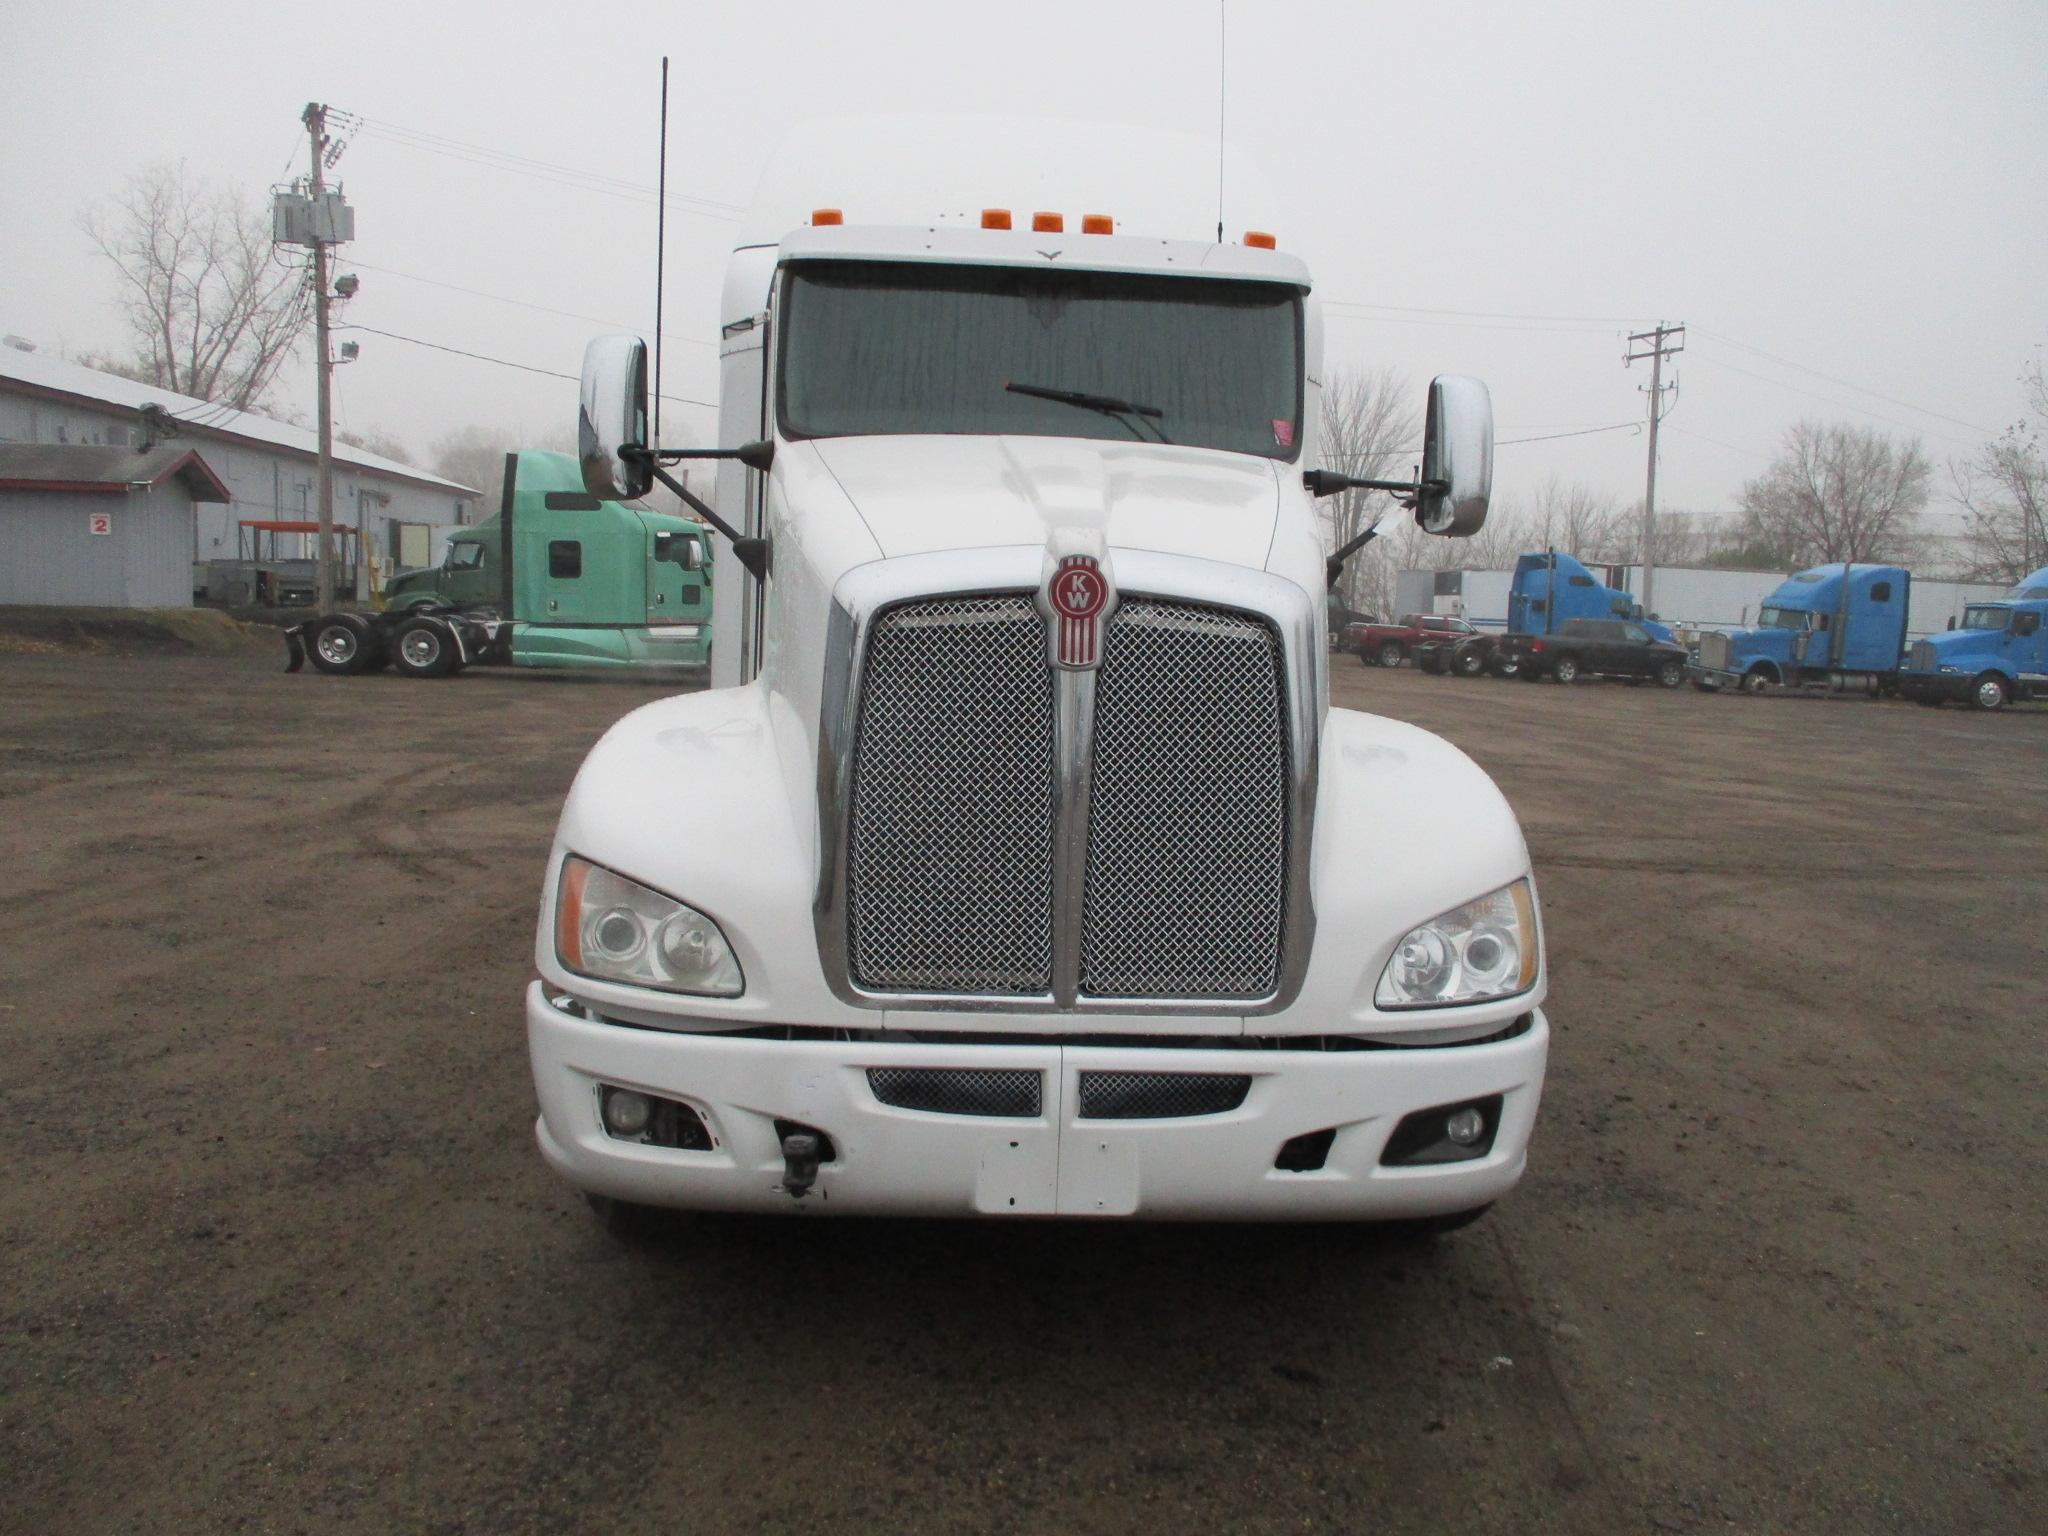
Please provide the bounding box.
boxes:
[4,0,2042,518]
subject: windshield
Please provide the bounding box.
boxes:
[1757,606,1810,629]
[778,260,1303,459]
[1960,606,2009,631]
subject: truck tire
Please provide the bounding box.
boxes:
[1490,652,1521,678]
[392,616,461,679]
[1656,659,1686,688]
[1377,640,1404,668]
[306,614,377,676]
[1551,656,1579,684]
[1453,643,1487,678]
[1741,667,1775,695]
[1971,672,2011,712]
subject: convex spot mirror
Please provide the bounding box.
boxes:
[579,334,653,501]
[1415,375,1493,537]
[655,532,704,571]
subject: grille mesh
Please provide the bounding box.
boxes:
[847,596,1055,993]
[1082,601,1287,998]
[1910,640,1935,672]
[1698,631,1731,671]
[868,1067,1043,1118]
[1078,1071,1251,1119]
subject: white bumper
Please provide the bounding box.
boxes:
[528,984,1549,1221]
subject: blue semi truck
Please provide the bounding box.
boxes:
[1689,562,1909,696]
[1419,550,1671,675]
[1898,564,2048,711]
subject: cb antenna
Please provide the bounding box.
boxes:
[1216,1,1226,243]
[653,55,670,443]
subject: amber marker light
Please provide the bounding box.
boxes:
[1080,214,1113,234]
[811,208,843,226]
[1511,880,1541,991]
[1244,230,1277,249]
[981,208,1013,230]
[1031,212,1063,233]
[554,856,590,970]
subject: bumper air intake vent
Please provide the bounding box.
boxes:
[1076,1071,1251,1120]
[866,1067,1043,1118]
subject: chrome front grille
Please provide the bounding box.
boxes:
[1910,640,1935,671]
[1698,631,1731,671]
[846,595,1055,993]
[841,589,1289,1004]
[1082,600,1287,999]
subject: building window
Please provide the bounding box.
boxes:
[548,540,582,579]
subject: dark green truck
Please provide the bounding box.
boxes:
[287,451,711,678]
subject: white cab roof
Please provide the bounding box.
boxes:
[774,223,1311,288]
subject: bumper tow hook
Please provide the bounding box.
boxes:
[780,1132,822,1198]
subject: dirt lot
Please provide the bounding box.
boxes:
[1,650,2041,1534]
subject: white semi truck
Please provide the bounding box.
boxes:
[525,143,1549,1232]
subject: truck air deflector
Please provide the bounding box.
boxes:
[815,548,1318,1018]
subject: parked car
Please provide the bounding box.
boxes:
[1498,618,1690,686]
[1345,612,1479,667]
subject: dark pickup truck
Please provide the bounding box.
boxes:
[1500,618,1691,686]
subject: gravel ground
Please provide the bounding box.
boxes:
[1,650,2040,1534]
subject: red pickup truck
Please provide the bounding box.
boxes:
[1344,612,1481,667]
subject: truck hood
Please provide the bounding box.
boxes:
[806,435,1281,567]
[1914,628,2000,665]
[1724,626,1797,661]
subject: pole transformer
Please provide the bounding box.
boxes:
[1626,321,1684,616]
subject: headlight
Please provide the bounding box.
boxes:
[553,855,743,997]
[1375,879,1539,1010]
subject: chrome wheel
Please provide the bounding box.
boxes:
[314,626,357,666]
[400,629,442,669]
[1973,674,2009,711]
[1552,657,1578,683]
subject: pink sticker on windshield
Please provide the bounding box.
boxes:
[1272,419,1295,447]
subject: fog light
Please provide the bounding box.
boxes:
[1445,1106,1486,1145]
[603,1088,652,1136]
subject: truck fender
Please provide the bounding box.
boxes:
[537,683,874,1030]
[1289,708,1541,1033]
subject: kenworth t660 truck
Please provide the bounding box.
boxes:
[526,190,1549,1231]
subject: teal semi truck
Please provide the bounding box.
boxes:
[286,451,712,678]
[1898,564,2048,711]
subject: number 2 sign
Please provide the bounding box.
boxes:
[88,512,113,536]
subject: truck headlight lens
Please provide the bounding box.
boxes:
[554,855,743,997]
[1375,879,1539,1010]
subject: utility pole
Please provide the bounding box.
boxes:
[1625,321,1684,617]
[304,101,337,610]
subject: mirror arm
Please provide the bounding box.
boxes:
[635,455,770,582]
[649,439,775,472]
[1302,468,1448,501]
[1325,525,1383,590]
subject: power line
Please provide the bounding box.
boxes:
[1685,348,1981,449]
[336,322,715,408]
[341,113,745,221]
[341,257,715,349]
[1325,298,1640,327]
[1500,421,1643,446]
[1692,327,1993,437]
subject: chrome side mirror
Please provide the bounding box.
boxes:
[578,335,653,501]
[1415,375,1493,536]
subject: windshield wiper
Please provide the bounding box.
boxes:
[1005,381,1172,443]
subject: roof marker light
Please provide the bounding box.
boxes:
[1244,230,1277,250]
[981,208,1013,230]
[811,208,843,226]
[1081,214,1113,235]
[1031,212,1063,233]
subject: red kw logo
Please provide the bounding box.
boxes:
[1048,555,1109,668]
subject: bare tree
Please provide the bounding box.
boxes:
[1738,420,1930,566]
[80,163,311,412]
[1317,367,1418,618]
[337,426,416,465]
[1950,358,2048,582]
